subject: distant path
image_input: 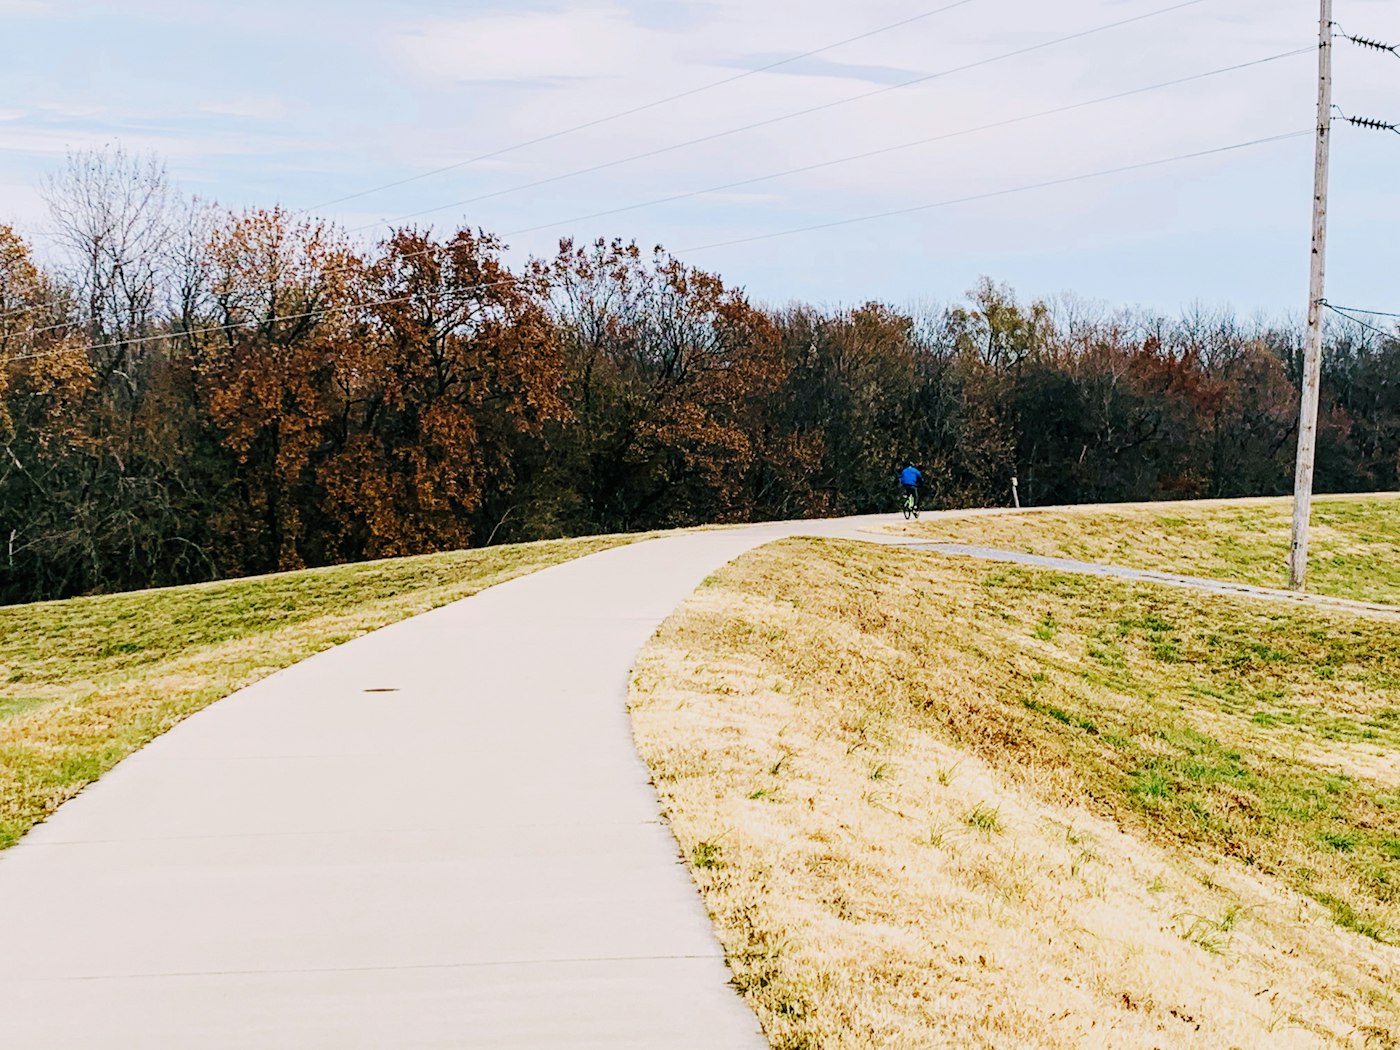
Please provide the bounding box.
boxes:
[918,542,1400,619]
[0,515,904,1049]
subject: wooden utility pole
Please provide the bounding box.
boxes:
[1289,0,1334,591]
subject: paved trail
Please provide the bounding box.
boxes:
[3,515,1388,1048]
[920,543,1400,619]
[0,517,908,1049]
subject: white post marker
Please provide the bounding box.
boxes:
[1289,0,1334,591]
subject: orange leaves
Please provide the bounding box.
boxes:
[5,166,1396,600]
[191,218,569,567]
[0,226,93,448]
[0,225,41,333]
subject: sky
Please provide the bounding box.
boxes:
[1,0,1396,316]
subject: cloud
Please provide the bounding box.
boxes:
[0,0,53,15]
[396,6,666,83]
[1,0,1396,309]
[199,95,287,120]
[0,123,293,162]
[762,57,925,87]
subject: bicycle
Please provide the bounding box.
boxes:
[901,488,920,520]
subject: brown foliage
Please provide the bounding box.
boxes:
[1,150,1396,601]
[547,239,795,528]
[195,216,567,571]
[321,228,565,558]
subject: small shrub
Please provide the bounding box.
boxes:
[965,803,1003,834]
[692,841,723,870]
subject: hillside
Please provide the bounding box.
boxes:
[632,501,1400,1048]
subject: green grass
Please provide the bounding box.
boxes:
[964,802,1004,833]
[692,840,724,869]
[684,538,1400,944]
[630,536,1400,1045]
[970,561,1400,942]
[890,493,1400,605]
[0,534,634,850]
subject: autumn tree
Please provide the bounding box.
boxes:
[2,149,1397,602]
[768,302,925,513]
[940,281,1054,503]
[195,207,358,572]
[543,239,795,532]
[322,227,565,557]
[1,153,216,601]
[0,224,42,418]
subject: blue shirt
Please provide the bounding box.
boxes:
[900,466,922,486]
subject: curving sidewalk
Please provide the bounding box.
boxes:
[0,517,907,1049]
[2,515,1383,1048]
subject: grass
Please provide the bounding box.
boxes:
[0,534,633,850]
[884,493,1400,606]
[630,537,1400,1049]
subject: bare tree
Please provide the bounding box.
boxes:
[167,195,218,344]
[42,146,177,392]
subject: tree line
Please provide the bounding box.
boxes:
[1,150,1396,603]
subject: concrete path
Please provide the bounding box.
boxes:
[920,543,1400,619]
[4,514,1385,1048]
[0,516,909,1050]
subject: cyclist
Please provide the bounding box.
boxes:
[898,463,923,512]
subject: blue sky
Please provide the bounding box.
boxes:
[1,0,1396,316]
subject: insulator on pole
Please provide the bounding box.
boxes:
[1345,33,1398,55]
[1345,114,1399,134]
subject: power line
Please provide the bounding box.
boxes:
[9,129,1310,363]
[3,5,983,324]
[1324,302,1400,339]
[3,0,1223,346]
[2,281,520,363]
[361,0,1211,233]
[0,298,63,321]
[300,0,980,213]
[16,308,186,341]
[500,46,1316,240]
[675,129,1312,253]
[1323,301,1400,319]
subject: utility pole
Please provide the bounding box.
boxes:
[1288,0,1334,591]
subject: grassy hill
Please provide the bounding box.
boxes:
[632,500,1400,1049]
[7,492,1399,1045]
[0,535,634,850]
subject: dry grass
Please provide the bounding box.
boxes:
[631,538,1400,1049]
[883,493,1400,606]
[0,534,633,849]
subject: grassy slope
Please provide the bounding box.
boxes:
[885,493,1400,605]
[0,535,632,849]
[631,539,1400,1049]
